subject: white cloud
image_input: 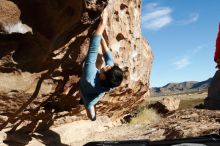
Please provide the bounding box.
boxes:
[142,3,173,30]
[177,13,199,25]
[192,45,205,54]
[174,57,190,70]
[173,45,204,70]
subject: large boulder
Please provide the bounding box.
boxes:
[149,97,180,114]
[0,0,153,129]
[204,70,220,109]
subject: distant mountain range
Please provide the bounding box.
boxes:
[150,78,212,96]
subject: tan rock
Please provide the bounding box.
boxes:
[150,98,180,114]
[0,0,153,129]
[0,0,32,34]
[0,0,20,27]
[158,109,220,139]
[0,131,7,142]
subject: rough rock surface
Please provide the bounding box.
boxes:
[0,0,153,133]
[204,70,220,109]
[149,97,180,114]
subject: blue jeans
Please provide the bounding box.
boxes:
[79,98,96,121]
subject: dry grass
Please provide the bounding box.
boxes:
[130,108,161,125]
[179,98,204,109]
[130,92,206,125]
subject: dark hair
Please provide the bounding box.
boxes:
[101,65,123,88]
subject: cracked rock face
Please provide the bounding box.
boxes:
[0,0,153,127]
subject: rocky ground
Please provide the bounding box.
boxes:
[1,108,218,146]
[0,92,220,146]
[72,109,220,146]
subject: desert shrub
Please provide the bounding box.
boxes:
[130,108,161,125]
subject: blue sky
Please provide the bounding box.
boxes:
[141,0,220,87]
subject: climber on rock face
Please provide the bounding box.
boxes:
[214,23,220,69]
[79,9,123,121]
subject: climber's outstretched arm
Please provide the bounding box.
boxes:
[101,37,114,66]
[101,36,110,54]
[94,9,108,36]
